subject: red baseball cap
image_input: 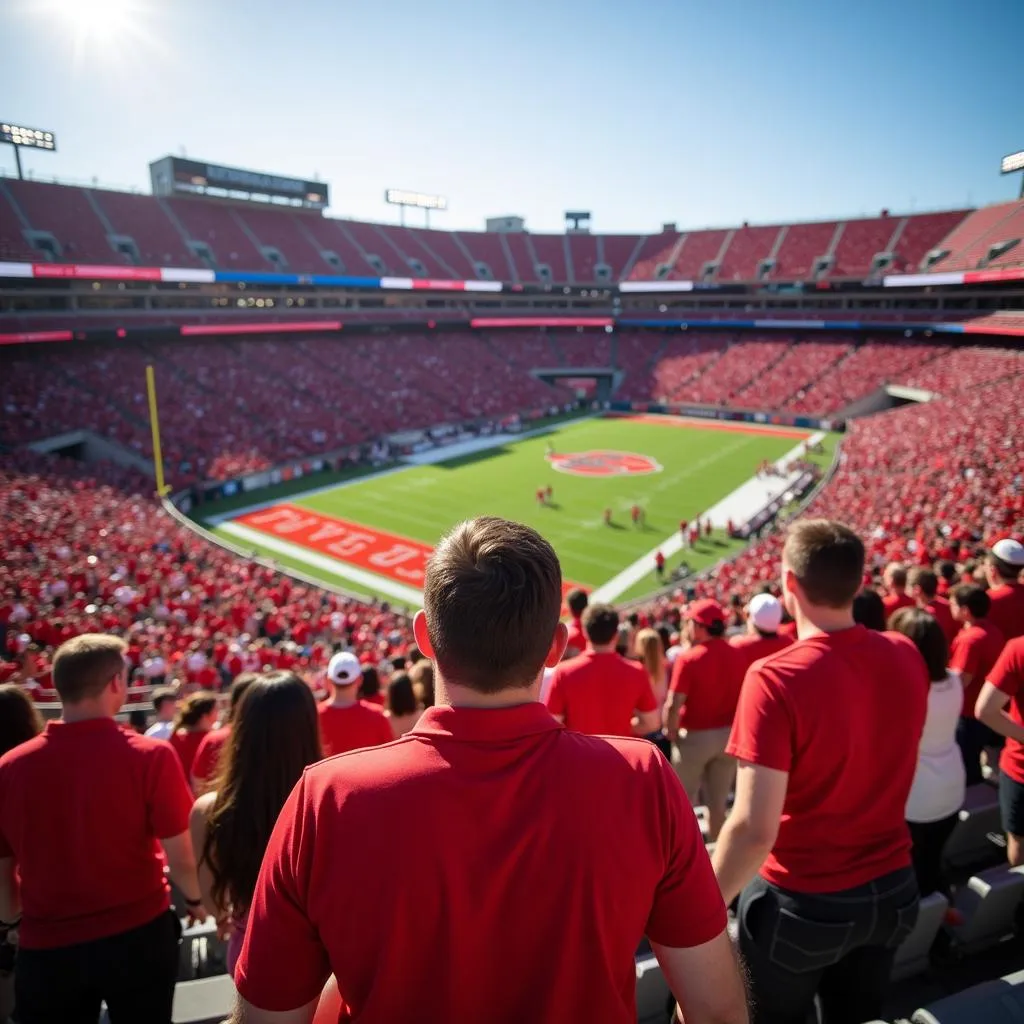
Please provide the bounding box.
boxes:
[684,599,726,627]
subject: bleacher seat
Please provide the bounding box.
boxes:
[892,891,949,981]
[911,968,1024,1024]
[942,783,1003,870]
[172,975,236,1024]
[178,918,228,980]
[946,865,1024,955]
[635,954,672,1023]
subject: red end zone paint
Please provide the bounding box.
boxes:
[607,412,813,439]
[235,503,586,610]
[546,450,662,477]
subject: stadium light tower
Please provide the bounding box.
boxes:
[1,122,57,179]
[385,189,448,228]
[1001,150,1024,198]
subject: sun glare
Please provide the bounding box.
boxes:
[47,0,143,50]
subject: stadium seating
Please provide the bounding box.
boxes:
[828,215,899,278]
[929,200,1024,271]
[771,220,839,280]
[644,334,729,401]
[165,197,269,269]
[946,865,1024,955]
[942,783,1004,871]
[669,337,791,405]
[892,209,972,272]
[5,179,119,263]
[730,339,852,409]
[715,224,782,282]
[93,190,203,267]
[911,969,1024,1024]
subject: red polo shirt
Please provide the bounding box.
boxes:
[318,700,393,757]
[988,638,1024,786]
[0,718,194,949]
[669,637,744,731]
[924,598,958,647]
[950,619,1005,719]
[191,725,231,789]
[565,617,586,655]
[728,632,792,677]
[545,650,657,737]
[883,592,915,620]
[235,703,726,1021]
[727,625,928,893]
[988,581,1024,642]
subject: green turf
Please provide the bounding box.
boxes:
[212,417,817,599]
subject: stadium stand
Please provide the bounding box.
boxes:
[0,179,983,283]
[669,337,792,405]
[730,338,852,408]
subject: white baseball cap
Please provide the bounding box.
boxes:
[327,651,362,686]
[992,538,1024,567]
[748,593,783,633]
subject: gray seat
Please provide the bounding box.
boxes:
[172,975,236,1024]
[636,953,671,1023]
[911,968,1024,1023]
[892,890,948,980]
[942,783,1002,869]
[946,864,1024,955]
[178,918,228,980]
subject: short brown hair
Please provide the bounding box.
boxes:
[423,517,562,693]
[888,607,948,682]
[950,583,990,619]
[907,567,938,599]
[52,634,127,704]
[409,659,435,707]
[783,520,865,610]
[582,603,619,646]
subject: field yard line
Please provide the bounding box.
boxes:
[204,416,595,526]
[589,432,825,604]
[218,522,423,606]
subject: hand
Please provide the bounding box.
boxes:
[215,915,233,941]
[666,729,679,743]
[184,900,208,925]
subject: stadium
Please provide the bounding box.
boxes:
[3,13,1024,1020]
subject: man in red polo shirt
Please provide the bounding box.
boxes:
[713,520,928,1024]
[545,603,660,738]
[976,637,1024,867]
[563,587,589,658]
[907,566,958,645]
[664,599,744,841]
[191,672,258,794]
[729,593,791,676]
[985,538,1024,642]
[317,652,393,757]
[233,517,747,1024]
[882,562,915,619]
[0,634,205,1024]
[950,583,1006,786]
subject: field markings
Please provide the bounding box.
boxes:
[588,431,825,604]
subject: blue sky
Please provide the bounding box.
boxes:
[1,0,1022,233]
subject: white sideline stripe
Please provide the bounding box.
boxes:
[589,432,825,603]
[217,522,424,606]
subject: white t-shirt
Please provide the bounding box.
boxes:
[145,720,174,741]
[906,671,966,824]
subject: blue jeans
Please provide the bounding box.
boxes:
[737,867,918,1024]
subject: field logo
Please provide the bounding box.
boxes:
[546,449,663,477]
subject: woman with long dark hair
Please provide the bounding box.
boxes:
[385,672,421,738]
[189,671,322,974]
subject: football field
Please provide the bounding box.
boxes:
[206,415,831,608]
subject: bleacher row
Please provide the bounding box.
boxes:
[162,779,1024,1024]
[2,177,1023,279]
[5,332,1023,487]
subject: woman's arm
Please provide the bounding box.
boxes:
[189,791,224,920]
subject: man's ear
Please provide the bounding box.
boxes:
[544,622,569,668]
[413,610,435,659]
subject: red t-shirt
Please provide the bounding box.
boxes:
[191,725,231,788]
[989,638,1024,785]
[988,582,1024,642]
[778,621,797,641]
[235,704,726,1020]
[0,718,193,949]
[545,650,657,737]
[883,592,915,620]
[924,598,958,647]
[727,625,928,893]
[950,619,1005,720]
[169,728,209,779]
[318,701,393,757]
[728,632,792,677]
[565,618,586,656]
[669,638,744,731]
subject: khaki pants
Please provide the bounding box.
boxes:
[674,726,736,812]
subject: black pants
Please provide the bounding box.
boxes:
[15,910,181,1024]
[956,716,1001,787]
[737,867,918,1024]
[908,814,959,897]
